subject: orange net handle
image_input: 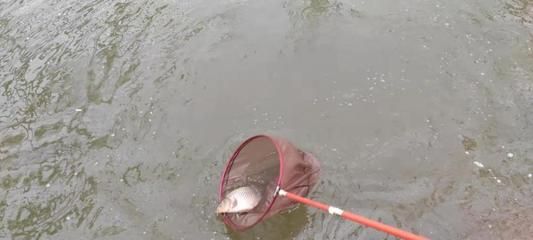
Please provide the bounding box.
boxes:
[279,189,429,240]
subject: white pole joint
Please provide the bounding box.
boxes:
[278,189,287,196]
[328,206,344,215]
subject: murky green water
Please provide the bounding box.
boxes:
[1,0,532,239]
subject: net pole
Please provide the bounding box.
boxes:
[278,189,429,240]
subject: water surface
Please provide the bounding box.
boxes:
[1,0,532,239]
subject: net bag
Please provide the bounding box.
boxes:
[219,135,320,230]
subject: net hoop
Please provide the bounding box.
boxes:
[218,135,285,231]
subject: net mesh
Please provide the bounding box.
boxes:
[219,135,320,230]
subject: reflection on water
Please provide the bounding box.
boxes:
[1,137,100,239]
[504,0,533,24]
[227,206,309,240]
[1,0,532,239]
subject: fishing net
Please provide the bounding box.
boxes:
[219,135,320,230]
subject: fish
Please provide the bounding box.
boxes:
[216,186,261,214]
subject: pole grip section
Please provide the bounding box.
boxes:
[280,190,428,240]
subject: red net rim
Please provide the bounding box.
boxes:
[218,135,285,231]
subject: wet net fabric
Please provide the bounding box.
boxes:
[219,135,320,230]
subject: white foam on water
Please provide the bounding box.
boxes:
[473,161,484,168]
